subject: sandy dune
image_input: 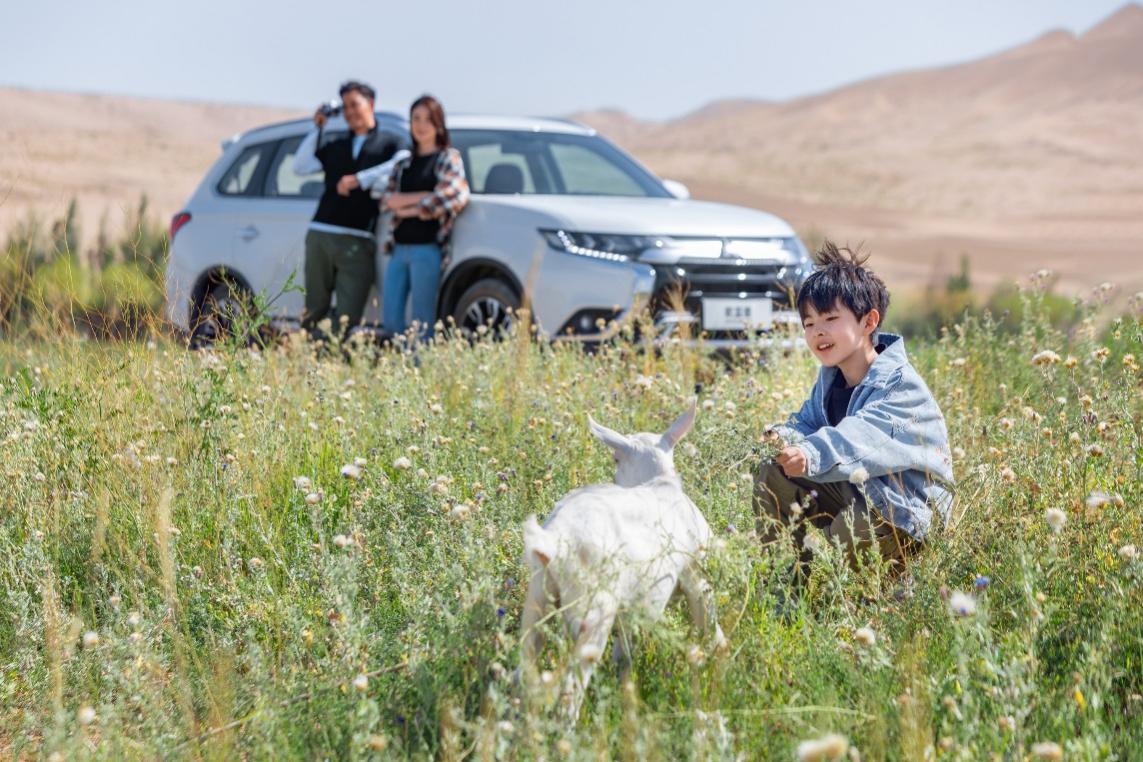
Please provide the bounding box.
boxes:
[2,4,1141,297]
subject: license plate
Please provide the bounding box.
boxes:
[702,297,772,330]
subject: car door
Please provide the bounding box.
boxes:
[226,135,318,323]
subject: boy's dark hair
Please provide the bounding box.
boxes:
[795,241,889,330]
[339,80,376,102]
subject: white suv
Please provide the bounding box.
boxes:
[165,112,811,347]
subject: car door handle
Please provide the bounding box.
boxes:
[238,225,260,241]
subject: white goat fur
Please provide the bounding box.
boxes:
[520,402,726,718]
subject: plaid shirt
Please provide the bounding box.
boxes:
[379,147,470,265]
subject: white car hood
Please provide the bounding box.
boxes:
[471,195,796,239]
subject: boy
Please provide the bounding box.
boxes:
[754,242,954,574]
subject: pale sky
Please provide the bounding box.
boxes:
[0,0,1130,120]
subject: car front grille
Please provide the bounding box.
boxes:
[647,260,800,339]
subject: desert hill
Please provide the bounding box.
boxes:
[574,4,1143,292]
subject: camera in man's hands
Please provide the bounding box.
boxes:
[318,99,342,118]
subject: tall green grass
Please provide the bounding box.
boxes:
[0,279,1140,760]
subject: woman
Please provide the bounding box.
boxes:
[379,95,469,341]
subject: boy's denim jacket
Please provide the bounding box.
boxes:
[771,333,954,540]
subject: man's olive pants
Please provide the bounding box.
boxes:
[752,461,915,571]
[302,229,376,333]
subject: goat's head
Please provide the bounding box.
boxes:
[587,400,696,487]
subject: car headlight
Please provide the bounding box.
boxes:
[541,229,661,262]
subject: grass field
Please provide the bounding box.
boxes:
[1,287,1140,760]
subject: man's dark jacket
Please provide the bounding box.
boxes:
[312,125,399,233]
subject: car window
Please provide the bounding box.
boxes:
[548,143,645,196]
[466,143,536,194]
[216,143,271,196]
[451,129,670,198]
[266,136,324,199]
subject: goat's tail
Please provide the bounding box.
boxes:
[523,515,556,568]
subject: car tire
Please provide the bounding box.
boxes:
[190,280,254,348]
[452,278,519,337]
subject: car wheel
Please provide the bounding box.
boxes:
[191,280,254,348]
[452,278,519,337]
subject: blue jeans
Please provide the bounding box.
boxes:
[383,243,442,339]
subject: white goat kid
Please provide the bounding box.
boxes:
[520,402,726,719]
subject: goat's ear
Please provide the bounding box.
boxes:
[588,414,631,453]
[660,398,697,449]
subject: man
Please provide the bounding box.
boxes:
[293,80,406,336]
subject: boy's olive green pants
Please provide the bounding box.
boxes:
[302,230,376,334]
[752,461,916,572]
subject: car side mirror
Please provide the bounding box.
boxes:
[662,179,690,200]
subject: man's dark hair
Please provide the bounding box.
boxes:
[339,80,376,102]
[795,241,889,330]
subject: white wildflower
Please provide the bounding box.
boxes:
[854,627,876,647]
[1085,491,1111,511]
[76,705,97,726]
[1045,508,1067,533]
[340,464,362,480]
[682,442,699,458]
[82,631,100,649]
[429,403,443,414]
[803,532,825,554]
[332,534,351,549]
[796,732,849,761]
[127,612,142,628]
[948,591,976,617]
[352,673,369,691]
[848,467,869,486]
[633,374,653,389]
[687,644,706,666]
[353,456,367,467]
[1119,545,1139,562]
[1031,350,1061,366]
[393,456,412,470]
[449,503,471,520]
[576,644,603,664]
[305,492,321,505]
[702,399,715,411]
[1030,742,1063,761]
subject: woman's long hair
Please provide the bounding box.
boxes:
[410,94,450,151]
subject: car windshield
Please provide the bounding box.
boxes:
[451,129,671,198]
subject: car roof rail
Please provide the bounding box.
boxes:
[222,110,408,149]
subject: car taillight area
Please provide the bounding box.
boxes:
[169,211,192,242]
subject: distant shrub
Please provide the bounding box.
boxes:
[1,196,167,336]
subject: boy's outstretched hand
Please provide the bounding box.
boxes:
[776,446,807,477]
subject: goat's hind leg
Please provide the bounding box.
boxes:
[560,600,618,723]
[679,562,728,653]
[517,571,553,691]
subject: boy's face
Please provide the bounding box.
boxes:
[800,301,879,366]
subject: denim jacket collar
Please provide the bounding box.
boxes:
[819,332,906,393]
